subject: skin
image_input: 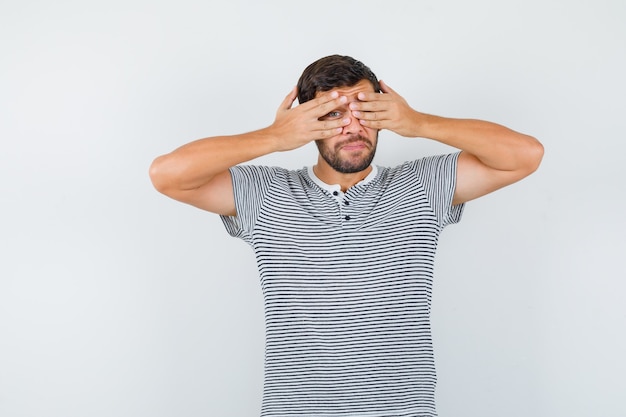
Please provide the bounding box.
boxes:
[149,78,544,215]
[313,80,380,187]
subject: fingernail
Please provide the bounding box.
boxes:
[339,96,347,103]
[331,91,339,98]
[342,118,350,124]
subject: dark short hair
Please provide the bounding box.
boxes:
[297,55,381,103]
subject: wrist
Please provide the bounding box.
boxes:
[404,110,430,138]
[258,125,288,153]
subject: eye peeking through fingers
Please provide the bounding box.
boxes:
[319,110,343,121]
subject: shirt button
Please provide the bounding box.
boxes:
[344,215,351,221]
[333,191,339,196]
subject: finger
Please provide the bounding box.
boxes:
[355,90,392,103]
[350,100,386,112]
[317,126,344,139]
[359,119,386,130]
[315,117,351,132]
[309,94,348,119]
[278,86,298,111]
[353,109,389,121]
[379,80,396,95]
[299,90,340,110]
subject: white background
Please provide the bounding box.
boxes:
[1,1,625,416]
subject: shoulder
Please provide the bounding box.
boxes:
[230,164,291,176]
[381,152,460,179]
[230,164,298,182]
[409,152,460,171]
[229,165,311,192]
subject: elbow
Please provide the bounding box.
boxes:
[525,136,544,174]
[509,136,544,183]
[149,155,173,195]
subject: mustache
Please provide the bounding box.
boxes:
[336,135,373,150]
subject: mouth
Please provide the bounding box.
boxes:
[338,136,371,152]
[341,142,368,151]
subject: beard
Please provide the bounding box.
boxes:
[315,133,378,174]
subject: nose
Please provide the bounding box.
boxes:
[342,111,363,135]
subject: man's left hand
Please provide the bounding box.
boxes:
[349,80,421,137]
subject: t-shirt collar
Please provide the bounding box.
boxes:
[307,165,378,194]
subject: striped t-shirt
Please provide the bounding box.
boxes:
[221,152,464,417]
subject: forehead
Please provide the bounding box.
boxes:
[315,79,375,100]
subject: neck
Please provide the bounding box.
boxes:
[313,157,373,192]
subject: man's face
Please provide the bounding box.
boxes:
[315,79,379,174]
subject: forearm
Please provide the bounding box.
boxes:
[353,83,543,203]
[149,128,278,193]
[411,112,543,172]
[150,89,349,197]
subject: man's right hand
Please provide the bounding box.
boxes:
[150,87,351,215]
[267,87,350,152]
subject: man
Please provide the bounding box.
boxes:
[150,55,543,416]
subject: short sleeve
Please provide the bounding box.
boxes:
[411,152,465,227]
[220,165,283,244]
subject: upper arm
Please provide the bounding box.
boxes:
[156,169,237,216]
[453,151,535,205]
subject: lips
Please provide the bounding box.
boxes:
[338,136,371,152]
[341,142,367,151]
